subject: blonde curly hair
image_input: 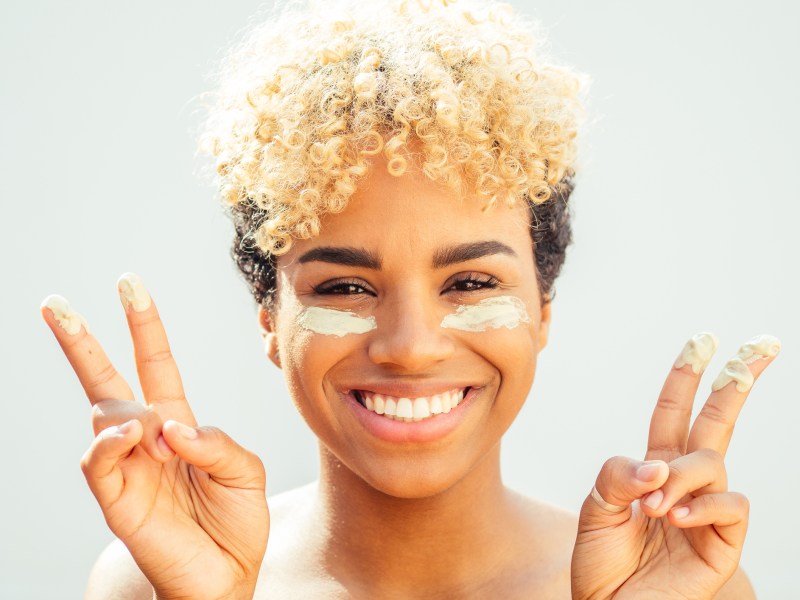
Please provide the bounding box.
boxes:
[201,0,586,306]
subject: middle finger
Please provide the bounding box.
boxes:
[687,334,780,457]
[117,273,191,414]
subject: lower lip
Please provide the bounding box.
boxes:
[343,388,480,444]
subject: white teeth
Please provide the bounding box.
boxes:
[413,398,431,420]
[384,398,397,417]
[358,388,468,422]
[397,398,413,419]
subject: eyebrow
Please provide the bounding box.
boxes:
[298,246,382,269]
[431,240,517,269]
[297,240,516,270]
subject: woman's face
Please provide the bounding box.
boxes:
[266,157,550,498]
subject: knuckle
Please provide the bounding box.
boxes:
[85,363,118,391]
[695,447,724,464]
[697,401,734,427]
[702,493,723,514]
[731,492,750,514]
[655,395,692,415]
[601,455,627,474]
[667,462,688,486]
[141,349,174,365]
[80,450,92,474]
[198,425,228,444]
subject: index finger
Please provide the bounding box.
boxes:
[645,332,719,461]
[41,294,136,405]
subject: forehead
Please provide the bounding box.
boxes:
[285,158,534,264]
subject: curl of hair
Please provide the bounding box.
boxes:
[201,0,586,307]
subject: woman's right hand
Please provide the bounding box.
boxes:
[41,273,269,600]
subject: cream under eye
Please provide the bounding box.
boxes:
[440,296,531,332]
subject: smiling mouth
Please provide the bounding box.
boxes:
[352,388,470,422]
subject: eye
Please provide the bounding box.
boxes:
[444,272,500,293]
[314,278,375,296]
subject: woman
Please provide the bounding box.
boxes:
[41,1,776,597]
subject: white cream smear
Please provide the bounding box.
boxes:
[299,306,377,337]
[117,272,152,312]
[441,296,531,332]
[359,388,465,422]
[674,332,719,374]
[41,294,90,335]
[711,334,781,393]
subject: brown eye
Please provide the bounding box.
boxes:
[314,279,374,296]
[446,274,499,293]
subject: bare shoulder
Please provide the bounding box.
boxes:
[503,490,578,599]
[85,538,152,600]
[254,481,351,600]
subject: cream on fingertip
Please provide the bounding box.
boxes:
[117,272,152,312]
[674,332,719,374]
[711,334,781,393]
[41,294,91,335]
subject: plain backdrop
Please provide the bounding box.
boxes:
[2,1,798,597]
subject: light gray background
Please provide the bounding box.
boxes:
[2,1,797,597]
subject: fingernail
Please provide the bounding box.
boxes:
[117,272,152,313]
[643,489,664,510]
[41,294,91,335]
[156,434,173,456]
[170,420,198,440]
[636,461,665,482]
[674,332,719,374]
[116,420,136,435]
[671,506,690,519]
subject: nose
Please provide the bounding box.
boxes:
[367,295,456,371]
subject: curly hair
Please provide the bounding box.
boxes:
[200,0,586,308]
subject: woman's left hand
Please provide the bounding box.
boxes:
[571,333,779,600]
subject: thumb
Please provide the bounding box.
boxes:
[579,456,669,529]
[162,420,266,490]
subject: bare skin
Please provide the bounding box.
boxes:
[44,158,766,599]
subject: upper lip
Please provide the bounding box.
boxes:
[341,381,477,398]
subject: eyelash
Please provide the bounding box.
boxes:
[314,279,374,296]
[445,273,499,293]
[313,274,499,296]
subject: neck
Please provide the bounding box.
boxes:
[309,441,523,595]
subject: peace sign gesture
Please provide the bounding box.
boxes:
[571,332,780,599]
[41,274,269,600]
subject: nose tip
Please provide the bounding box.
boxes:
[367,305,455,371]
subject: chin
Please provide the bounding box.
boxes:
[331,442,497,501]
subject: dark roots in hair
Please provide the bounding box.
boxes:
[230,177,574,310]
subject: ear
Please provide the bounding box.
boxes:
[537,298,552,351]
[258,306,281,369]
